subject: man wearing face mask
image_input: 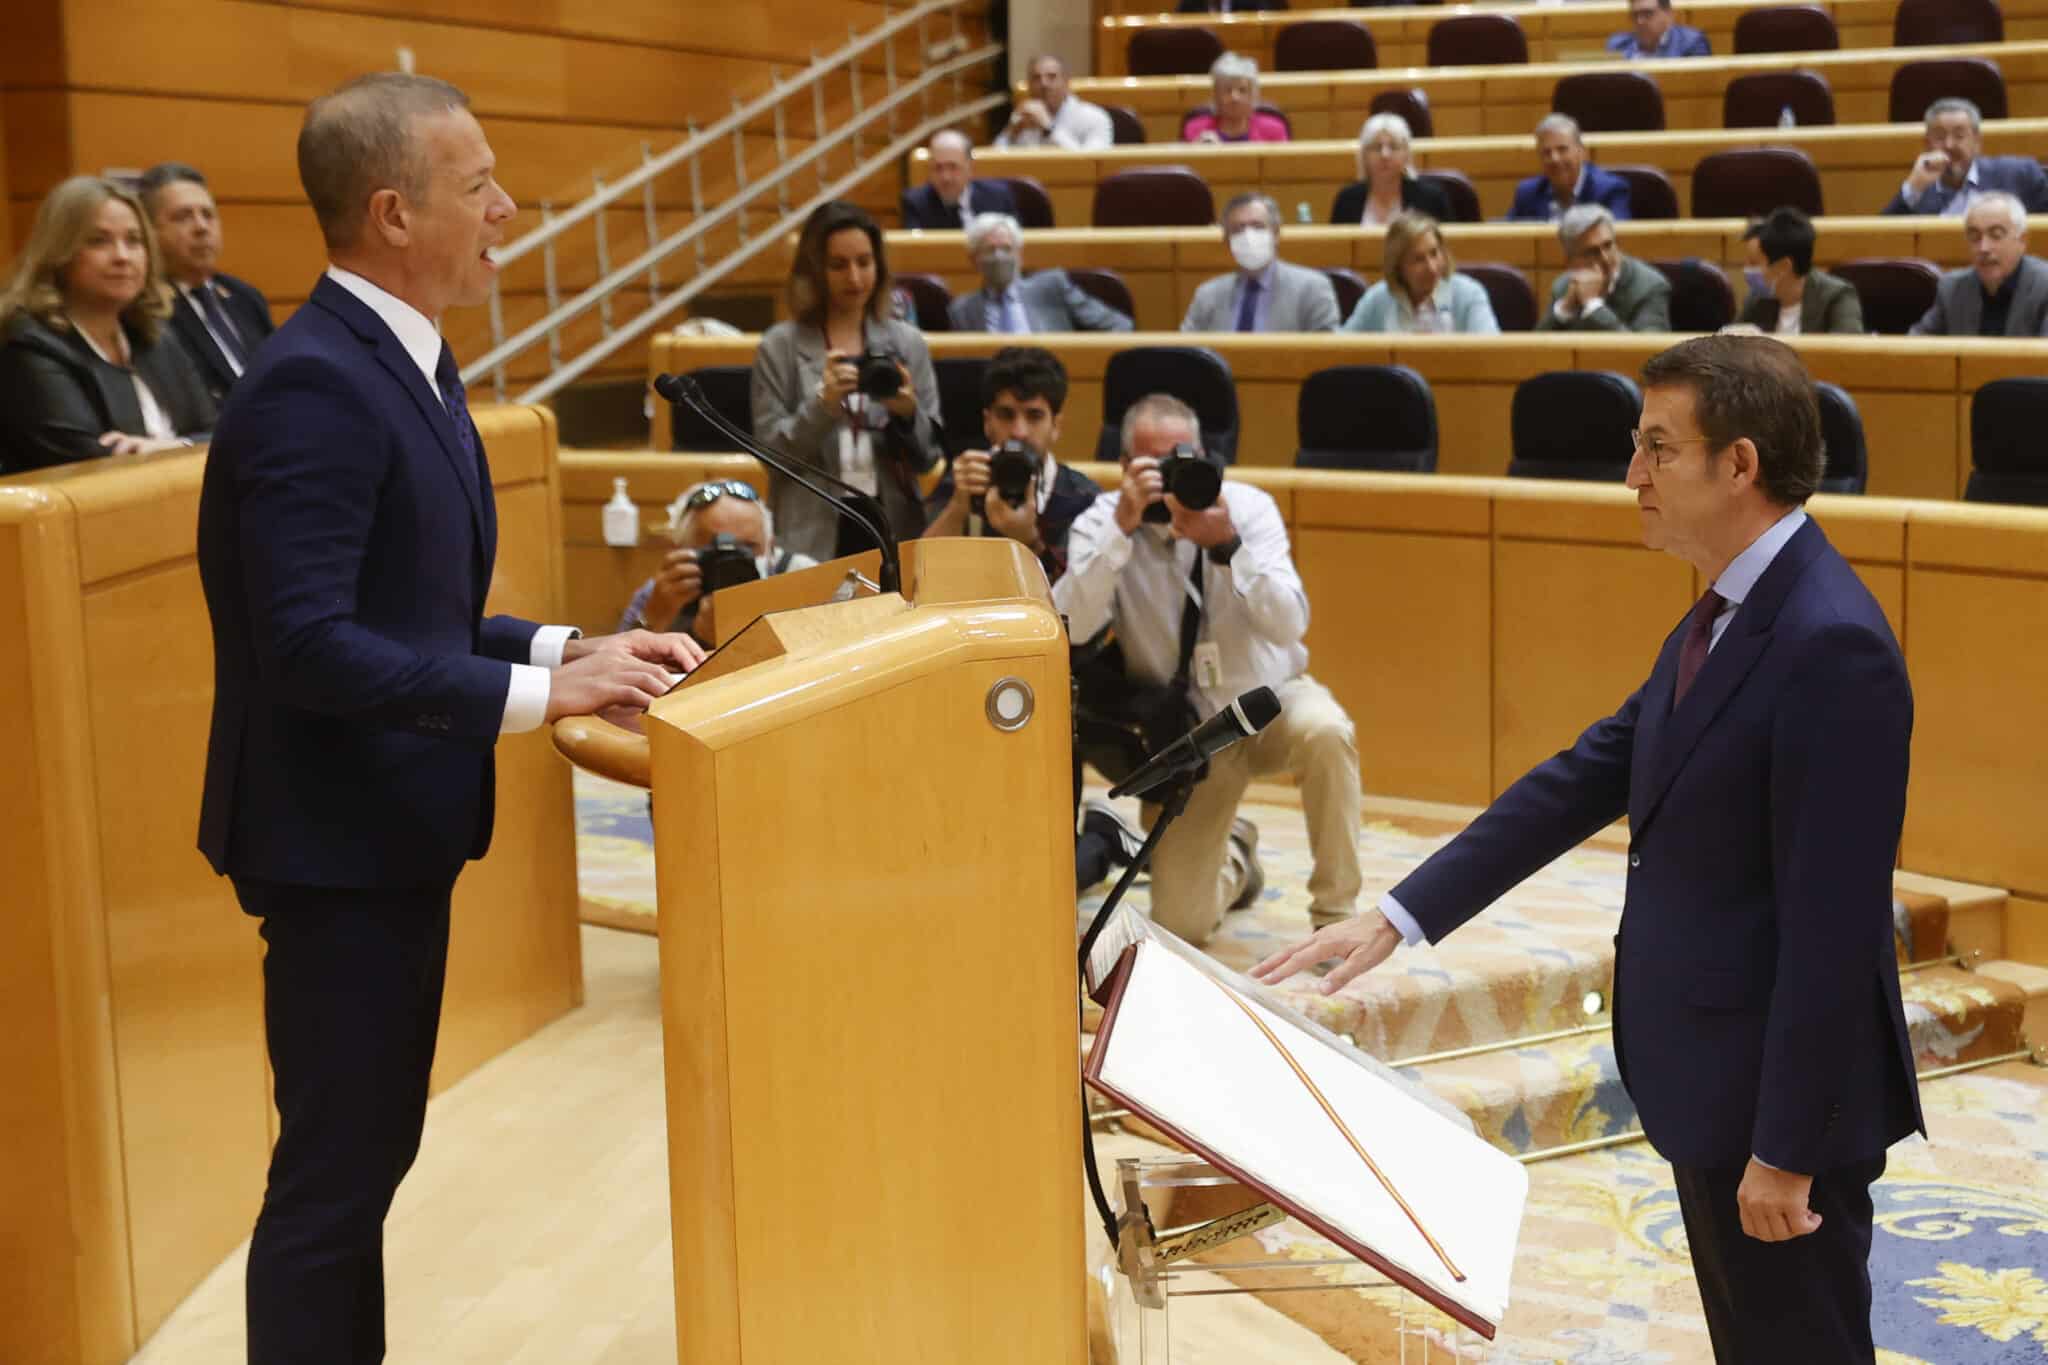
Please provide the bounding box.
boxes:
[1181,193,1340,333]
[1536,204,1672,332]
[948,214,1133,333]
[1734,208,1863,336]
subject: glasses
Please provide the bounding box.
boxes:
[1630,430,1715,469]
[682,479,761,511]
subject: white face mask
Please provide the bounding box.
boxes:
[1229,226,1276,274]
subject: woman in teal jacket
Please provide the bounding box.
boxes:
[1343,212,1501,335]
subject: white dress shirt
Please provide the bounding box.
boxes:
[324,265,576,734]
[995,95,1115,150]
[69,318,177,440]
[1053,481,1310,720]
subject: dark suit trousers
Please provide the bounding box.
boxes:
[236,878,455,1365]
[1672,1155,1886,1364]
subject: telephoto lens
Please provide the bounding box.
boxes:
[1144,442,1222,522]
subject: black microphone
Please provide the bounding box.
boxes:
[653,371,903,595]
[1108,686,1282,801]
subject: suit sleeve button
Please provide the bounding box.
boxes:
[1628,852,1642,868]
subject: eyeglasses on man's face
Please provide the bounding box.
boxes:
[1630,429,1716,469]
[683,479,761,511]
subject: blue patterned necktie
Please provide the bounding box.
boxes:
[434,342,479,466]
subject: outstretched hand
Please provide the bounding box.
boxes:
[1248,908,1403,996]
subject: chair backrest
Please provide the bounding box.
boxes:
[670,365,754,452]
[1128,26,1224,77]
[1295,365,1438,473]
[932,356,989,459]
[1369,88,1433,138]
[1723,70,1836,128]
[1508,371,1641,480]
[1650,258,1736,333]
[1607,164,1681,220]
[1832,257,1942,335]
[1275,20,1377,71]
[1323,267,1367,320]
[1000,176,1055,229]
[1416,169,1482,223]
[894,273,954,333]
[1104,104,1148,145]
[1427,13,1528,66]
[1814,381,1868,494]
[1093,166,1216,227]
[1179,103,1294,140]
[1895,0,2003,46]
[1094,346,1241,465]
[1888,58,2007,124]
[1553,70,1665,133]
[1690,147,1823,217]
[1062,268,1137,324]
[1967,377,2048,505]
[1732,5,1839,53]
[1460,263,1538,332]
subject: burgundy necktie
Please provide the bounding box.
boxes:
[1672,588,1726,711]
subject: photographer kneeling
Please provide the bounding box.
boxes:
[1054,394,1362,944]
[620,479,817,648]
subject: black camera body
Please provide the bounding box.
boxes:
[694,533,760,595]
[987,439,1040,508]
[1143,442,1224,523]
[856,350,903,400]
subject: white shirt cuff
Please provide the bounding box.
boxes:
[501,663,553,734]
[1377,891,1426,947]
[529,624,579,668]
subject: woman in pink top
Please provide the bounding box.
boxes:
[1182,54,1290,143]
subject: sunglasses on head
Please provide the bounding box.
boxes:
[683,480,761,512]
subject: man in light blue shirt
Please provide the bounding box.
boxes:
[1607,0,1712,57]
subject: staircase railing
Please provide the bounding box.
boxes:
[466,0,1003,407]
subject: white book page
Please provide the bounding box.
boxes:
[1094,941,1528,1330]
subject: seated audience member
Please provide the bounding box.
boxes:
[1507,115,1634,223]
[0,175,215,474]
[1882,98,2048,217]
[948,214,1133,333]
[1343,212,1500,334]
[1183,55,1289,144]
[750,200,941,561]
[1054,394,1362,944]
[619,480,817,647]
[899,131,1016,231]
[1329,114,1452,226]
[1607,0,1711,58]
[996,55,1114,150]
[1182,193,1340,332]
[1737,207,1864,335]
[138,161,275,407]
[1910,193,2048,337]
[1536,204,1672,332]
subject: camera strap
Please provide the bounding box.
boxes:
[1173,546,1204,693]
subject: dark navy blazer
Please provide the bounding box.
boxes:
[1393,519,1925,1172]
[1506,164,1635,222]
[197,274,539,891]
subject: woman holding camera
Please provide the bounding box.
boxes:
[750,200,941,561]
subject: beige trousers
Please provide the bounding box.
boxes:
[1140,674,1362,946]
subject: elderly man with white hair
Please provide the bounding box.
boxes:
[1328,113,1453,225]
[948,213,1134,333]
[1182,54,1290,143]
[996,54,1114,150]
[1910,192,2048,336]
[900,129,1016,231]
[1535,203,1672,332]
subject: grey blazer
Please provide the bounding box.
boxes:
[948,269,1133,333]
[1737,268,1865,335]
[1181,260,1340,332]
[1535,254,1673,332]
[1909,255,2048,337]
[749,316,941,562]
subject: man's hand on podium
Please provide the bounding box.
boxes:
[545,629,710,726]
[562,628,708,674]
[1249,909,1403,996]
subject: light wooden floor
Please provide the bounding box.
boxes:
[131,925,1349,1365]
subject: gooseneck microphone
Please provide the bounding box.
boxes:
[1108,686,1282,801]
[653,371,902,595]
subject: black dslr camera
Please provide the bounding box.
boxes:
[987,439,1040,508]
[856,350,903,400]
[694,533,760,595]
[1143,442,1223,523]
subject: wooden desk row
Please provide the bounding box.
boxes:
[1094,0,2048,75]
[950,118,2048,226]
[557,450,2048,930]
[1062,40,2048,141]
[648,330,2048,503]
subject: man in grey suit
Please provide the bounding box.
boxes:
[1882,99,2048,217]
[1537,204,1673,332]
[1910,193,2048,337]
[1181,193,1340,333]
[948,214,1134,333]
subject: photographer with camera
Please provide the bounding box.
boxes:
[1054,394,1362,945]
[618,479,818,648]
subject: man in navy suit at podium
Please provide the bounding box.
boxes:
[197,72,703,1362]
[1256,335,1923,1363]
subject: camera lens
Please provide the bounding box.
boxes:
[1160,447,1222,511]
[857,353,903,399]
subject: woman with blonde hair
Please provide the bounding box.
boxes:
[1343,211,1501,334]
[0,175,215,472]
[1329,113,1452,226]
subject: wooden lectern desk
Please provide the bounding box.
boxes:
[557,537,1086,1364]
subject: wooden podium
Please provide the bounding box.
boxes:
[557,537,1086,1364]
